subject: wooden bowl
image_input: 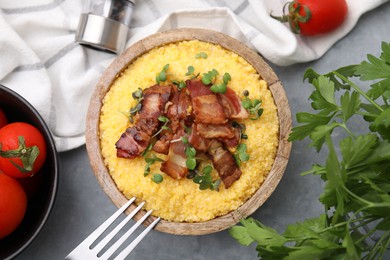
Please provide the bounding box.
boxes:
[86,28,291,235]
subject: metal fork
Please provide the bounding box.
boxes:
[65,197,160,260]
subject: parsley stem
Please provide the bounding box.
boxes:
[339,122,355,138]
[318,215,373,235]
[333,71,383,112]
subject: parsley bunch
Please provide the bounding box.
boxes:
[229,42,390,259]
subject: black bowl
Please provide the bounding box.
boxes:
[0,84,59,259]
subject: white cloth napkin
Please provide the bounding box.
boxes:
[0,0,388,152]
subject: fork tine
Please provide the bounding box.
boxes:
[88,197,136,243]
[114,217,161,260]
[99,209,155,260]
[65,198,136,260]
[92,201,145,254]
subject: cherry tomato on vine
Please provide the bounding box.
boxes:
[0,108,8,129]
[0,172,27,239]
[0,122,47,178]
[272,0,348,36]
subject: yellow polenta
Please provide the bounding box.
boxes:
[99,40,279,222]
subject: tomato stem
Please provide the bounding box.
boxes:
[0,136,40,174]
[270,1,312,34]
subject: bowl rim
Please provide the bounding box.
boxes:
[0,84,59,258]
[85,28,292,235]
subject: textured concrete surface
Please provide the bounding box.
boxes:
[16,3,390,259]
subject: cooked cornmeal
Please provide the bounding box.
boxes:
[99,40,279,222]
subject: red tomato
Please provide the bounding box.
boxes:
[0,172,27,239]
[0,122,47,178]
[0,108,8,129]
[275,0,348,36]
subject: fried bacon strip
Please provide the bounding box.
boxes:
[187,79,227,124]
[115,84,173,158]
[217,87,249,119]
[188,124,209,152]
[207,140,242,189]
[115,127,150,159]
[160,130,188,179]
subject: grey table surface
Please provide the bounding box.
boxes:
[16,3,390,260]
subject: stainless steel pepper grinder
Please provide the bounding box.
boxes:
[75,0,135,54]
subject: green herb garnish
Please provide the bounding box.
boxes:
[144,154,164,177]
[195,52,208,59]
[193,165,221,191]
[172,80,186,90]
[242,97,263,120]
[151,116,171,138]
[128,88,143,123]
[185,65,199,80]
[156,64,169,84]
[201,69,231,94]
[151,173,163,184]
[233,143,250,166]
[229,41,390,259]
[185,146,197,170]
[201,69,218,85]
[210,72,231,94]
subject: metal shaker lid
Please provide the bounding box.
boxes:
[75,13,129,54]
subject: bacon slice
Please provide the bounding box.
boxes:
[152,130,173,155]
[219,126,241,149]
[186,79,213,98]
[207,140,242,189]
[136,84,173,135]
[166,89,192,133]
[187,80,227,124]
[116,84,173,158]
[160,131,188,179]
[217,87,249,119]
[115,127,150,159]
[192,95,227,124]
[188,124,209,152]
[196,123,236,139]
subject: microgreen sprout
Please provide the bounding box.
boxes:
[210,72,231,94]
[151,116,171,138]
[201,69,218,85]
[151,173,163,184]
[172,80,186,90]
[242,97,263,120]
[193,165,221,191]
[234,143,250,166]
[195,52,208,59]
[181,136,189,144]
[202,69,231,94]
[185,65,199,80]
[129,88,143,123]
[144,154,164,177]
[156,64,169,84]
[185,146,197,170]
